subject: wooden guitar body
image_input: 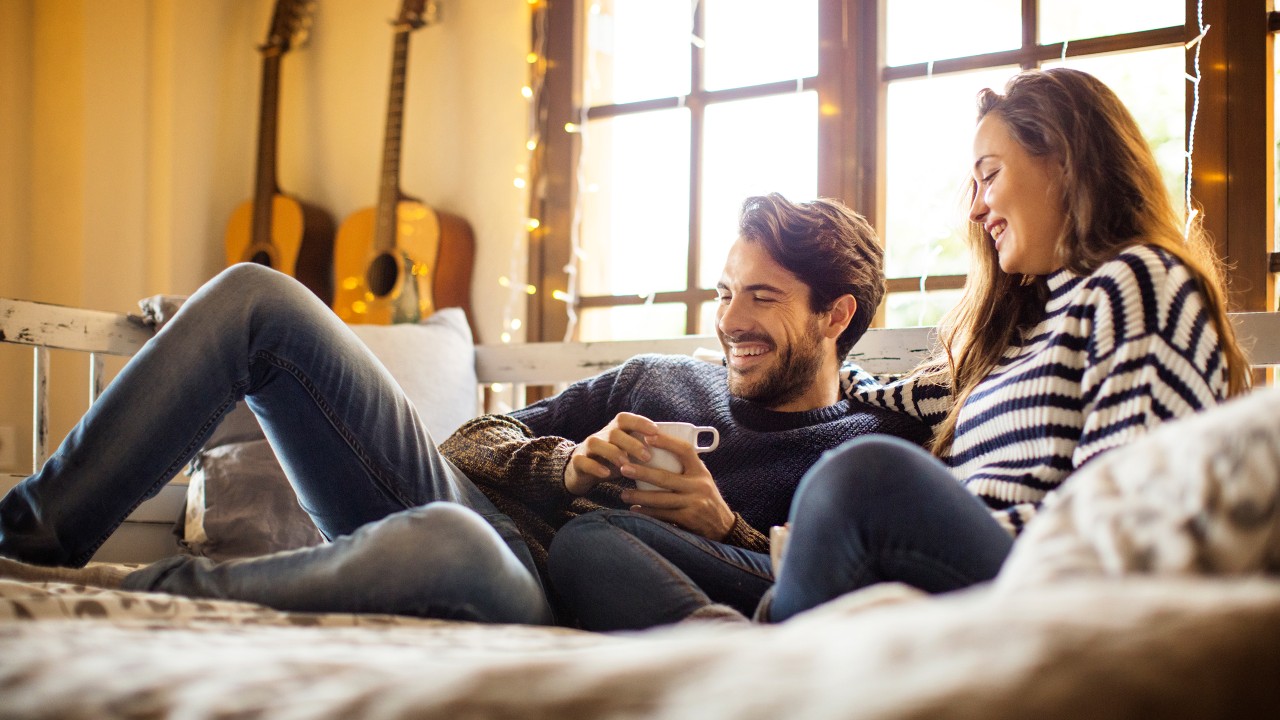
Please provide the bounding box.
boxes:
[225,194,334,306]
[333,200,474,328]
[334,201,436,325]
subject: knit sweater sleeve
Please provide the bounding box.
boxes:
[438,414,578,515]
[840,361,953,430]
[1069,246,1230,470]
[722,515,770,553]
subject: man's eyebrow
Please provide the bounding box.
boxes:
[717,282,788,294]
[742,283,786,295]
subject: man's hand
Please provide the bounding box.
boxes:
[618,433,736,541]
[564,412,661,496]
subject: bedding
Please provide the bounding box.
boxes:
[0,570,1278,719]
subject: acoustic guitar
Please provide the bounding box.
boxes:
[332,0,475,328]
[224,0,335,305]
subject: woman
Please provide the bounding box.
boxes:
[763,67,1250,621]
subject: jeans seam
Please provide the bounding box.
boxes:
[605,513,773,582]
[258,351,415,512]
[604,520,709,599]
[879,545,986,587]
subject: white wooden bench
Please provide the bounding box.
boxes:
[3,296,1279,562]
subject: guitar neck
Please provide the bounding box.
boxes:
[251,50,284,247]
[374,29,413,253]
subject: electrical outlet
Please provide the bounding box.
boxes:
[0,426,14,470]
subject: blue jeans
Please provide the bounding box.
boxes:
[0,264,552,625]
[768,435,1013,621]
[549,509,773,631]
[549,435,1012,629]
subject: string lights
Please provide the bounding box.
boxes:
[498,0,548,351]
[500,0,585,353]
[1184,0,1208,238]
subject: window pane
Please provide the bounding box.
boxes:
[1039,0,1184,45]
[703,0,817,91]
[699,92,818,289]
[885,289,965,329]
[586,0,691,105]
[578,303,688,342]
[884,67,1018,282]
[580,109,691,297]
[886,0,1021,66]
[1044,48,1186,214]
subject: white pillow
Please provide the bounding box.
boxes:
[348,307,477,441]
[997,385,1280,591]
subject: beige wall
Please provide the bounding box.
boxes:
[0,0,532,471]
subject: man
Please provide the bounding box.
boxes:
[0,193,924,627]
[447,193,927,628]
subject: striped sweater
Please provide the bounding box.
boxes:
[843,244,1231,536]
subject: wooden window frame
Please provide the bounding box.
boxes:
[531,0,1273,343]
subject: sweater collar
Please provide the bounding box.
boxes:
[1044,265,1084,314]
[727,395,855,432]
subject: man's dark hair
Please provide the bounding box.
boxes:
[737,193,885,359]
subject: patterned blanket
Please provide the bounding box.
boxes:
[1,571,1278,720]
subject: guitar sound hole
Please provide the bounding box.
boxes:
[250,251,273,268]
[366,253,399,298]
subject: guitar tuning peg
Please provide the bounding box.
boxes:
[423,0,441,25]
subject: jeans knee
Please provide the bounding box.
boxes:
[355,503,550,624]
[549,513,607,576]
[376,503,496,572]
[202,264,310,314]
[548,511,640,589]
[794,436,936,520]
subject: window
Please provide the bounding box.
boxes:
[880,0,1190,327]
[573,0,819,342]
[530,0,1272,343]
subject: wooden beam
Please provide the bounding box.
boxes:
[527,0,579,343]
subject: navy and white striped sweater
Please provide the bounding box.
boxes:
[843,244,1231,536]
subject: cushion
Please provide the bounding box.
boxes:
[346,308,477,443]
[181,308,477,560]
[182,439,324,560]
[996,385,1280,591]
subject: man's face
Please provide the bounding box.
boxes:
[716,237,830,412]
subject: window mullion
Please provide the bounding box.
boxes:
[687,1,706,334]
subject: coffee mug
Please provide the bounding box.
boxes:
[628,422,720,491]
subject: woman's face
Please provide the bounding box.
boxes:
[968,114,1066,276]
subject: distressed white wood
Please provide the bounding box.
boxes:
[90,352,105,404]
[0,297,153,356]
[33,346,48,473]
[474,325,939,386]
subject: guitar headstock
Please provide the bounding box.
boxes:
[262,0,316,55]
[394,0,439,32]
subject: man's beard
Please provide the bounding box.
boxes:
[722,319,826,409]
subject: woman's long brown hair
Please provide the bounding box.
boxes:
[928,67,1250,457]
